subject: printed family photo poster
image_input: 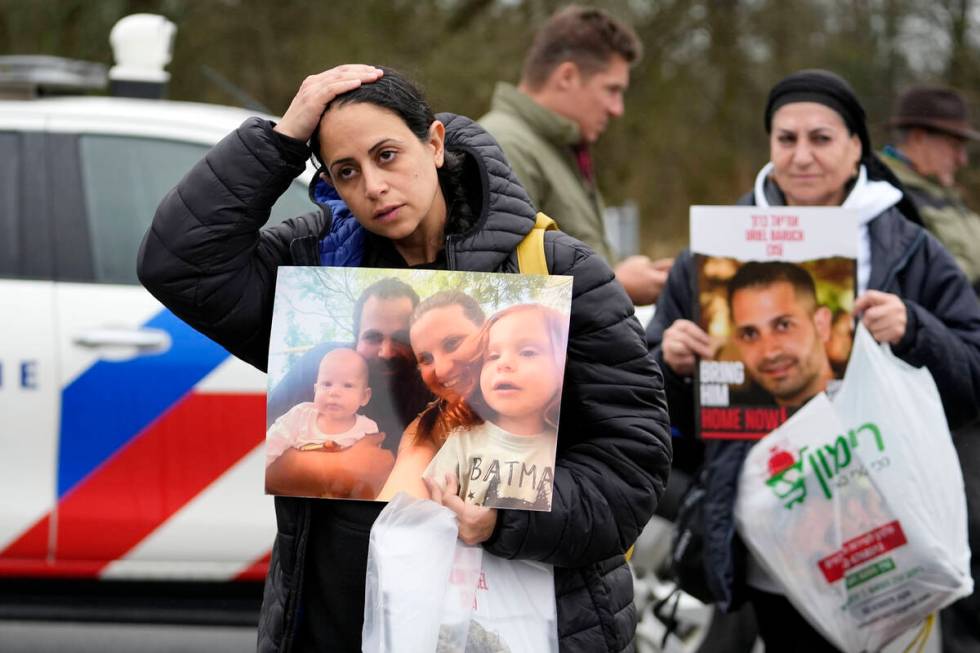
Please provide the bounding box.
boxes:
[265,267,573,511]
[690,206,858,440]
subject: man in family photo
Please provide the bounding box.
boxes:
[264,277,432,497]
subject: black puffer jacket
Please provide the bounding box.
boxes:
[138,115,672,652]
[647,183,980,612]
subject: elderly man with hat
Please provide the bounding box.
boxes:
[882,86,980,296]
[883,85,980,653]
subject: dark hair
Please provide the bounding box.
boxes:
[411,289,486,330]
[311,67,434,168]
[309,66,475,233]
[352,277,420,340]
[521,5,642,90]
[410,290,487,446]
[727,261,817,313]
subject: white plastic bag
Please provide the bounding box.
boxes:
[735,324,972,653]
[464,553,558,652]
[363,492,559,653]
[363,492,462,653]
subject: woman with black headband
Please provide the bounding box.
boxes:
[647,69,980,650]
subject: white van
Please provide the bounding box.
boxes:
[0,48,313,594]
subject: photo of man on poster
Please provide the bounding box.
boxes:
[727,261,835,409]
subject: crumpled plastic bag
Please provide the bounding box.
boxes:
[735,324,972,652]
[363,492,558,653]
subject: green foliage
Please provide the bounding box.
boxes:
[4,0,977,259]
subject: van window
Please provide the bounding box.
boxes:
[0,131,53,280]
[0,132,20,276]
[78,134,314,285]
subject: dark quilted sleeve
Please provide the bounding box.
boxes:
[891,232,980,429]
[137,117,316,371]
[484,233,673,567]
[645,249,699,440]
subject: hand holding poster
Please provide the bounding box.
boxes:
[690,206,857,440]
[265,267,573,511]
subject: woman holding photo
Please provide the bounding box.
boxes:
[138,65,671,652]
[647,69,980,651]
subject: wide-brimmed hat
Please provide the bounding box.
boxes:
[889,86,980,141]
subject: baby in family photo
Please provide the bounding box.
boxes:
[265,347,379,467]
[424,304,567,511]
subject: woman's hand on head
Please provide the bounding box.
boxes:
[854,290,908,345]
[662,319,713,377]
[274,65,384,141]
[424,473,497,546]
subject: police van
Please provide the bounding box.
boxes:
[0,15,313,617]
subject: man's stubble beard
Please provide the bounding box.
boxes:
[368,355,433,424]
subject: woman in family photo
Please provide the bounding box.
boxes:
[377,288,486,501]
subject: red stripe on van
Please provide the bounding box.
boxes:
[235,551,272,581]
[0,516,52,564]
[53,392,264,564]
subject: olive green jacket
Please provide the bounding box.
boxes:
[479,82,615,263]
[882,147,980,293]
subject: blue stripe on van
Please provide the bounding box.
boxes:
[57,309,230,497]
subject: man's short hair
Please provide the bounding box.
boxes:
[521,5,642,90]
[352,277,420,338]
[727,261,818,312]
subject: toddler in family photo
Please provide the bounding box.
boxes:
[424,304,568,511]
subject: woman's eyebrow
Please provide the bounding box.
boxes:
[328,139,402,169]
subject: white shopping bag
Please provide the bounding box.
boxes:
[735,324,972,653]
[364,493,559,653]
[363,492,462,653]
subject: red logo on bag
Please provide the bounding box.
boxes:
[767,446,796,477]
[817,521,908,583]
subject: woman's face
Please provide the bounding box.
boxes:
[318,102,446,242]
[410,304,482,401]
[769,102,862,206]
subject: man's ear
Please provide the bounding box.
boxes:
[814,306,833,343]
[552,61,581,91]
[428,120,446,168]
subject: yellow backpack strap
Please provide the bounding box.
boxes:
[516,212,558,275]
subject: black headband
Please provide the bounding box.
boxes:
[764,69,871,158]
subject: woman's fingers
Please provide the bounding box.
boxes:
[274,65,383,141]
[855,291,907,345]
[663,319,713,376]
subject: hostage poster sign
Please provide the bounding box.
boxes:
[690,206,857,440]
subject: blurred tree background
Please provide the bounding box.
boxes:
[1,0,978,258]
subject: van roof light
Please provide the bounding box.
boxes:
[109,14,176,84]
